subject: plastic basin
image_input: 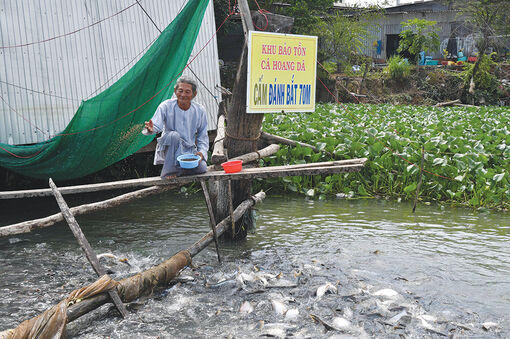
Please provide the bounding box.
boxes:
[221,160,243,173]
[177,154,200,169]
[425,60,438,65]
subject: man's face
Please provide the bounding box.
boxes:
[175,83,195,108]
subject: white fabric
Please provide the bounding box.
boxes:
[143,98,209,165]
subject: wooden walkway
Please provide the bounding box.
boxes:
[0,158,366,199]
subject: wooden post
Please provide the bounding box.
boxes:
[48,178,129,318]
[219,0,264,240]
[412,146,425,213]
[211,114,227,164]
[199,180,221,263]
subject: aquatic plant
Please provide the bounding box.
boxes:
[260,104,510,210]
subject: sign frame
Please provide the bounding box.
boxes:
[246,31,317,114]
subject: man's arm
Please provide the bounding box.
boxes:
[142,102,166,135]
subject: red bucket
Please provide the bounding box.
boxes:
[221,160,243,173]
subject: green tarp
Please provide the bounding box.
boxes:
[0,0,209,180]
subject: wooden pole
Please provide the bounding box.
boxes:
[199,180,221,263]
[227,180,236,239]
[412,146,425,213]
[48,178,129,318]
[211,114,227,165]
[220,0,264,240]
[260,132,319,152]
[0,185,175,237]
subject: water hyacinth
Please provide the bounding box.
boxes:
[261,103,509,210]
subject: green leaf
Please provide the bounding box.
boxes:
[305,189,315,197]
[404,182,417,194]
[358,185,369,196]
[432,157,444,166]
[493,173,505,182]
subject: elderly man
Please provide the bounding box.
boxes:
[143,77,208,179]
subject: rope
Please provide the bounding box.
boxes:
[86,36,158,99]
[252,0,270,31]
[0,80,80,101]
[0,94,48,136]
[225,130,261,141]
[0,2,138,49]
[135,0,220,106]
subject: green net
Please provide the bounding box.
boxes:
[0,0,209,180]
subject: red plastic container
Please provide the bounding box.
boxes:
[221,160,243,173]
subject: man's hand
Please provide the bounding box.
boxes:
[144,120,154,133]
[195,152,204,161]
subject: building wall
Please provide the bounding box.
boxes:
[362,9,459,60]
[0,0,221,146]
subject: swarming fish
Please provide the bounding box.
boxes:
[239,300,254,314]
[271,299,288,316]
[316,282,338,299]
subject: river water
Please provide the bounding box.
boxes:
[1,192,509,338]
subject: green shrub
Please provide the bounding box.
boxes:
[385,55,411,80]
[462,53,501,104]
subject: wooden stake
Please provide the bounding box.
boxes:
[227,180,236,239]
[211,114,227,165]
[48,178,128,318]
[199,180,221,263]
[412,146,425,213]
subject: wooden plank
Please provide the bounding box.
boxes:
[0,144,282,200]
[0,158,367,199]
[199,180,221,263]
[48,179,129,318]
[211,114,227,165]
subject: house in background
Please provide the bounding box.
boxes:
[359,0,469,62]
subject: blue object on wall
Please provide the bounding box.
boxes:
[419,51,425,65]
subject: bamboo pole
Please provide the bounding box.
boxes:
[0,185,175,237]
[0,146,283,237]
[49,179,128,318]
[0,145,279,200]
[412,146,425,213]
[0,158,365,238]
[1,192,265,335]
[69,192,265,322]
[260,132,321,153]
[199,180,221,263]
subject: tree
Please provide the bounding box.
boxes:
[442,0,510,96]
[270,0,336,35]
[316,9,382,73]
[397,18,440,70]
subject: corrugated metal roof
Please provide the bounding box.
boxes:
[0,0,221,145]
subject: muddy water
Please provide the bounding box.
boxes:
[0,192,509,338]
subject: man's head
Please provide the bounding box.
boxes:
[174,76,197,110]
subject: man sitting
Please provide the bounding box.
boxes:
[143,76,208,179]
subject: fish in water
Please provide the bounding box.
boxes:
[285,308,299,321]
[316,282,338,299]
[205,278,238,289]
[332,316,351,329]
[97,252,130,266]
[239,300,254,314]
[271,299,288,316]
[372,288,399,299]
